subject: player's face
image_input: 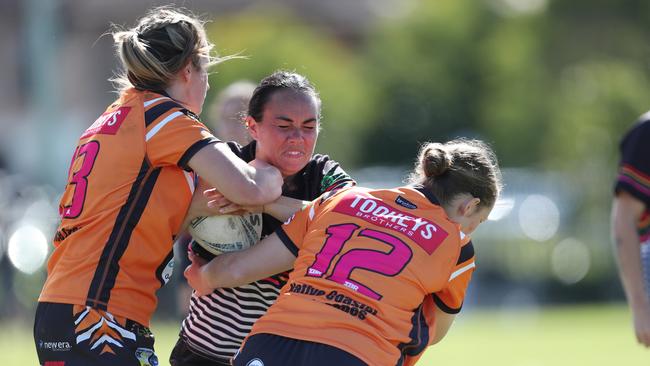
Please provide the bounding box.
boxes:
[248,89,320,177]
[186,58,210,115]
[458,206,491,235]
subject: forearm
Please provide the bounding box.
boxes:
[188,143,283,206]
[199,233,295,290]
[264,196,309,222]
[612,195,650,308]
[614,224,649,307]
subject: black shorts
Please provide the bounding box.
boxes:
[232,333,367,366]
[169,336,230,366]
[33,302,158,366]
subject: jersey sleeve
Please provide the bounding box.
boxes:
[615,118,650,206]
[275,199,321,257]
[432,240,476,314]
[145,108,219,170]
[318,157,356,193]
[400,239,476,366]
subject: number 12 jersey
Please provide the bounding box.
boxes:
[251,185,476,366]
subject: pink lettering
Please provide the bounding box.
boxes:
[333,191,449,254]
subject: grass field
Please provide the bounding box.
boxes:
[4,304,647,365]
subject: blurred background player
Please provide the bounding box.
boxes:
[207,80,257,145]
[33,7,283,366]
[186,138,502,366]
[170,70,355,366]
[612,115,650,347]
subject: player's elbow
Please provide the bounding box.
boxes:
[235,179,282,206]
[253,183,282,204]
[431,328,449,345]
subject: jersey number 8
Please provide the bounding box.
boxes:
[61,141,100,218]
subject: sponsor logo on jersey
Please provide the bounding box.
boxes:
[246,359,265,366]
[160,258,174,285]
[38,340,72,352]
[333,192,448,254]
[81,107,131,138]
[395,196,417,209]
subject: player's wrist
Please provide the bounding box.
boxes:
[199,262,215,293]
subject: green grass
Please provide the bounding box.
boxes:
[423,304,649,365]
[5,304,648,365]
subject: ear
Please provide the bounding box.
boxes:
[180,62,193,83]
[245,116,259,140]
[459,197,481,218]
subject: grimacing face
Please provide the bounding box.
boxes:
[247,89,320,177]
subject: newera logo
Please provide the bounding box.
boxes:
[39,340,72,351]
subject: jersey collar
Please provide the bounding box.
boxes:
[410,184,441,206]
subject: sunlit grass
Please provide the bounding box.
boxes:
[5,304,647,366]
[423,303,648,365]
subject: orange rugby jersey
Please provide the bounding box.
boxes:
[250,185,475,366]
[39,88,218,326]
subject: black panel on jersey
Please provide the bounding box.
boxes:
[86,159,161,309]
[456,241,475,265]
[413,184,441,206]
[177,138,219,171]
[144,100,184,127]
[615,118,650,206]
[396,302,430,366]
[275,227,299,257]
[432,293,462,314]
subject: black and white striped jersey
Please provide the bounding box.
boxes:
[179,141,355,361]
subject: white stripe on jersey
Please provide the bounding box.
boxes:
[449,261,476,281]
[143,97,169,107]
[181,280,283,359]
[145,111,183,141]
[183,171,195,195]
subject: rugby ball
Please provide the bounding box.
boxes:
[188,213,263,259]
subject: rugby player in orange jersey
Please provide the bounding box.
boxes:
[34,7,282,366]
[186,138,502,366]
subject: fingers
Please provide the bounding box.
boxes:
[203,188,222,199]
[638,329,650,347]
[215,204,246,215]
[184,262,210,296]
[207,196,243,214]
[187,249,207,266]
[634,314,650,347]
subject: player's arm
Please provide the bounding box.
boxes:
[182,186,307,224]
[188,143,283,206]
[400,296,457,366]
[256,196,307,222]
[612,190,650,347]
[431,307,456,345]
[184,232,295,296]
